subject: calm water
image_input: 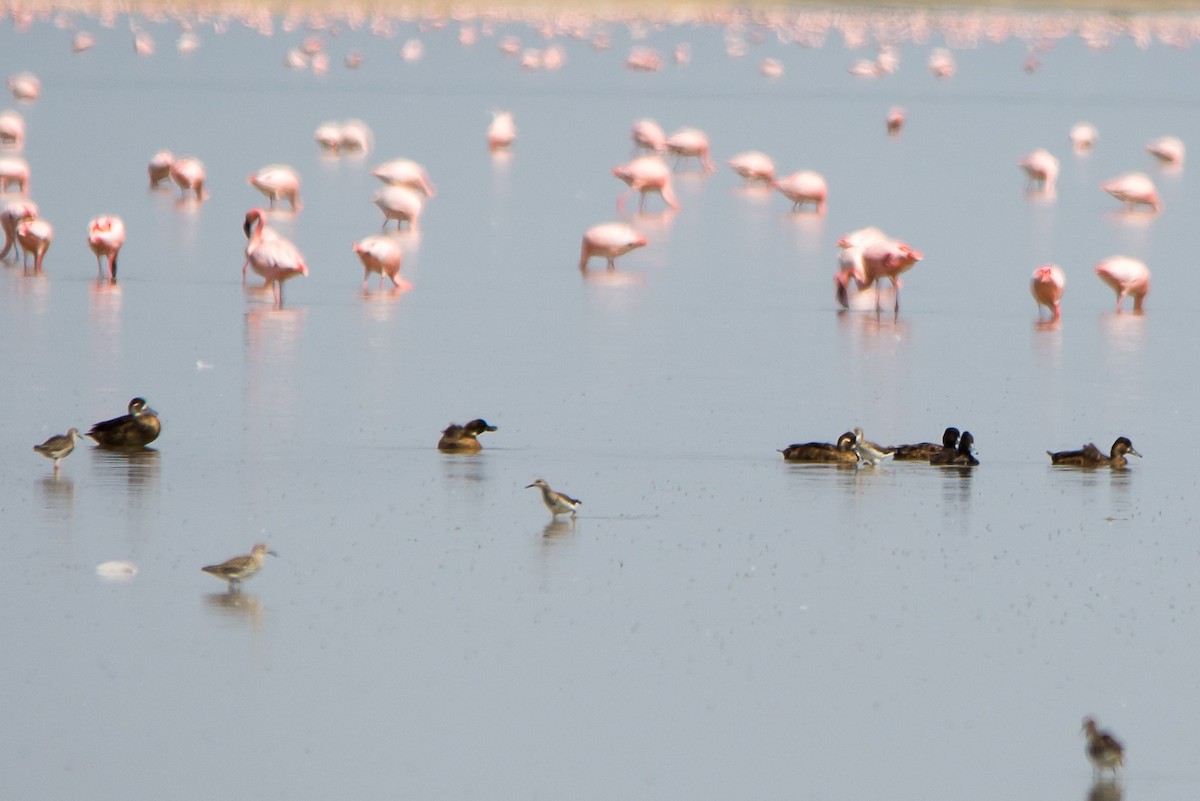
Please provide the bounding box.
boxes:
[2,7,1200,800]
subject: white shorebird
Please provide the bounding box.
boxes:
[852,428,893,465]
[525,479,581,518]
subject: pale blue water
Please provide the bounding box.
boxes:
[1,9,1198,800]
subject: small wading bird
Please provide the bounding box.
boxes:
[1030,264,1066,321]
[87,214,125,281]
[1048,437,1141,469]
[889,427,960,461]
[202,543,277,590]
[1082,717,1124,779]
[779,431,859,463]
[33,428,82,472]
[579,223,646,271]
[437,419,497,452]
[851,428,892,465]
[526,479,581,518]
[87,397,161,448]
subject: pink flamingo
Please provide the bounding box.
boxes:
[315,122,343,152]
[579,223,647,270]
[373,186,423,232]
[887,106,906,136]
[371,158,436,197]
[87,215,125,281]
[1101,172,1161,212]
[835,236,923,313]
[8,72,40,102]
[1030,264,1066,321]
[665,128,715,173]
[727,151,775,184]
[0,109,24,149]
[1146,136,1184,166]
[243,209,308,305]
[248,164,301,210]
[928,48,956,77]
[0,156,29,193]
[1019,149,1059,193]
[773,171,827,213]
[613,156,679,212]
[16,216,51,272]
[339,120,372,154]
[1070,122,1097,153]
[0,198,36,260]
[1094,256,1150,312]
[170,157,206,200]
[631,119,666,152]
[487,111,515,151]
[352,235,408,290]
[148,150,174,188]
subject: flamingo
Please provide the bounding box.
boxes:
[612,156,679,212]
[0,198,36,260]
[631,119,666,152]
[665,127,715,172]
[16,216,51,272]
[1019,149,1059,193]
[370,158,436,197]
[1101,172,1161,212]
[242,208,308,305]
[1146,136,1184,166]
[148,150,174,188]
[352,235,407,290]
[1094,256,1150,312]
[835,236,923,313]
[7,72,40,101]
[727,151,775,184]
[87,215,125,281]
[373,185,423,232]
[0,156,30,193]
[0,109,24,149]
[170,156,206,200]
[248,164,301,210]
[1030,264,1066,321]
[339,120,372,154]
[487,111,515,151]
[928,48,956,77]
[773,171,828,213]
[579,223,647,270]
[887,106,906,135]
[1070,122,1097,153]
[314,122,343,152]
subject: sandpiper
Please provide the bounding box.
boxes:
[852,427,893,465]
[1082,717,1125,779]
[526,479,581,518]
[201,543,277,590]
[87,397,161,449]
[33,427,82,471]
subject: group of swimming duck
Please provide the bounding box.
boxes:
[780,426,1142,469]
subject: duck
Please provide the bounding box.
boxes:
[437,419,497,452]
[86,397,161,449]
[852,427,893,465]
[201,543,277,590]
[525,479,581,518]
[33,427,83,471]
[889,427,960,461]
[930,430,979,466]
[1048,437,1140,468]
[780,431,858,463]
[1082,717,1124,779]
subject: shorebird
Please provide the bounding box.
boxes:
[526,479,581,518]
[852,428,892,465]
[1082,717,1124,779]
[33,428,82,471]
[438,419,497,452]
[202,543,277,590]
[87,397,161,449]
[1049,438,1140,469]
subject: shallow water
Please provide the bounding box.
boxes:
[2,8,1199,800]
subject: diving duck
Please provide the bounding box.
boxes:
[33,427,83,471]
[1048,437,1140,468]
[889,427,960,461]
[437,419,497,452]
[525,479,581,518]
[780,431,858,463]
[201,543,277,590]
[930,430,979,466]
[87,397,161,448]
[1082,717,1124,779]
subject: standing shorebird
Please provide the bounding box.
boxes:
[526,479,581,518]
[33,428,82,472]
[202,543,277,590]
[1082,717,1124,779]
[852,428,893,465]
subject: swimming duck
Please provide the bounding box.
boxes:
[33,427,83,471]
[86,397,161,449]
[889,427,960,461]
[930,430,979,466]
[852,427,893,465]
[525,479,581,518]
[1082,717,1124,779]
[201,543,277,590]
[437,419,497,452]
[780,431,858,463]
[1048,437,1140,468]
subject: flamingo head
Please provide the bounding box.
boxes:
[834,270,853,309]
[243,209,265,238]
[894,244,923,266]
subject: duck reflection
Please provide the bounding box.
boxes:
[1087,778,1122,801]
[440,452,487,485]
[90,447,160,493]
[938,463,974,509]
[203,589,264,627]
